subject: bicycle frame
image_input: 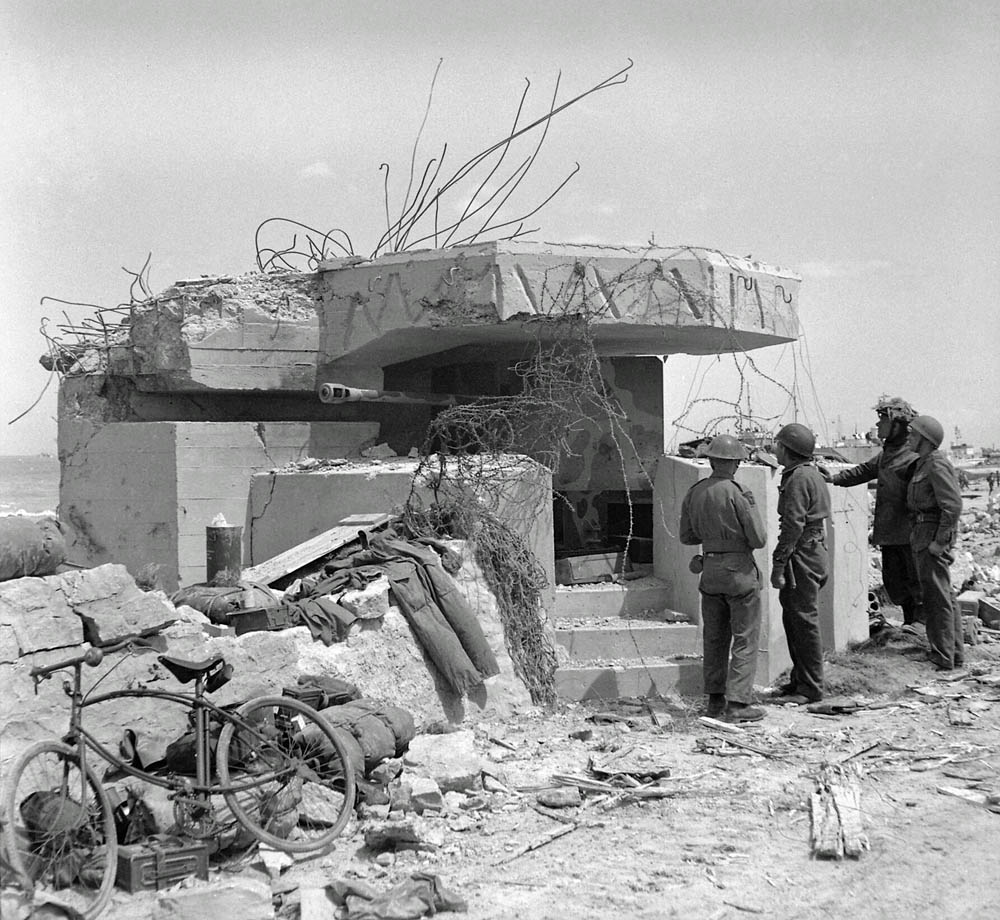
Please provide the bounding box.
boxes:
[56,661,303,801]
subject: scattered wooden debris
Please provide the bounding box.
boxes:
[241,512,394,585]
[698,716,744,734]
[810,765,869,859]
[496,822,579,864]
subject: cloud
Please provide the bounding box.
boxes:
[299,161,332,179]
[797,260,891,279]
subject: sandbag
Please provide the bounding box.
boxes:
[320,703,396,772]
[378,705,416,756]
[170,581,278,623]
[352,715,397,771]
[0,516,66,582]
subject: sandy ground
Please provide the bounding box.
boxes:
[12,486,1000,920]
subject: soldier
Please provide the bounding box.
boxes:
[680,434,767,722]
[823,396,922,625]
[770,423,831,704]
[905,415,964,670]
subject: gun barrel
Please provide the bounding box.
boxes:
[318,382,461,407]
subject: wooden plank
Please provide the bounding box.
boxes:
[242,513,394,585]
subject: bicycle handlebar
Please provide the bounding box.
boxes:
[28,636,152,680]
[30,647,104,679]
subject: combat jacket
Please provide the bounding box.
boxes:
[773,458,831,569]
[906,450,962,551]
[680,473,767,552]
[831,442,918,545]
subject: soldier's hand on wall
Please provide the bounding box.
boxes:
[818,465,832,482]
[770,565,785,589]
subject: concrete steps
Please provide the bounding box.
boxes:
[552,577,703,702]
[555,657,703,701]
[554,619,699,660]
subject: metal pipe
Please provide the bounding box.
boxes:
[318,382,466,407]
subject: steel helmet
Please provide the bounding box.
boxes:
[705,434,746,461]
[909,415,944,449]
[873,395,917,420]
[775,422,816,457]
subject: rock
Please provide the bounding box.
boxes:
[154,878,274,920]
[442,791,466,812]
[299,887,338,920]
[364,819,436,851]
[0,576,83,660]
[537,786,582,808]
[403,730,483,792]
[361,443,397,459]
[408,775,444,813]
[59,563,176,646]
[338,575,390,620]
[389,781,413,814]
[369,758,403,785]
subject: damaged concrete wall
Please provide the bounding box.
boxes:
[248,456,555,615]
[652,456,869,681]
[316,243,799,387]
[59,421,379,589]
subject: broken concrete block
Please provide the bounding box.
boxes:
[361,442,397,459]
[59,564,177,645]
[408,775,444,813]
[338,575,390,620]
[979,596,1000,629]
[402,730,483,793]
[555,552,627,586]
[153,878,274,920]
[957,590,985,619]
[0,575,84,658]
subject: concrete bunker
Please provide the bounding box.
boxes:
[50,241,867,699]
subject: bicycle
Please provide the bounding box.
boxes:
[2,639,357,919]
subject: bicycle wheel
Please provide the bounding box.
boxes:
[216,696,357,853]
[2,740,118,920]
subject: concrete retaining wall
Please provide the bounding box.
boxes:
[59,421,379,589]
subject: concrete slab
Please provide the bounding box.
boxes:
[553,577,676,619]
[555,658,703,701]
[554,621,699,660]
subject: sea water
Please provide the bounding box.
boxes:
[0,455,60,515]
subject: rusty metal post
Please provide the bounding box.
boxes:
[206,523,243,586]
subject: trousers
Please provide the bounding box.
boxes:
[701,588,761,705]
[913,544,964,669]
[778,540,828,701]
[880,543,923,624]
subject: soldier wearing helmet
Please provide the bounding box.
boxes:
[770,422,831,704]
[905,415,964,670]
[680,434,768,723]
[823,396,923,626]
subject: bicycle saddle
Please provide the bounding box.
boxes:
[158,654,229,688]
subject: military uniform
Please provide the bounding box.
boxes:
[680,473,767,706]
[773,457,831,701]
[831,442,922,623]
[907,451,964,668]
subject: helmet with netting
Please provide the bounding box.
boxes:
[873,395,917,421]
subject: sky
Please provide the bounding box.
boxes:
[2,0,998,455]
